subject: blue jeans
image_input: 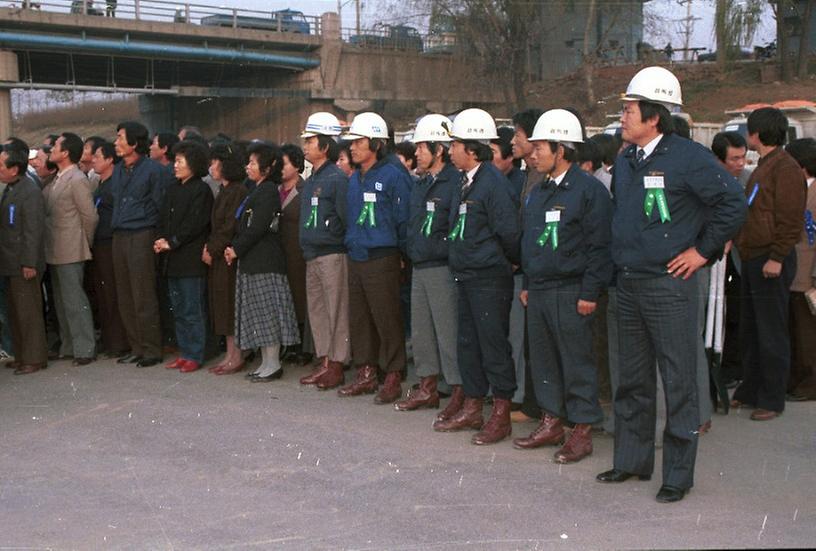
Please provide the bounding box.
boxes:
[0,277,13,354]
[167,277,207,363]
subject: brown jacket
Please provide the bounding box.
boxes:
[736,147,806,262]
[43,164,98,265]
[279,179,307,324]
[792,178,816,292]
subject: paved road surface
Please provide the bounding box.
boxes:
[1,358,814,550]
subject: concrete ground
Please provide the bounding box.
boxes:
[1,357,814,550]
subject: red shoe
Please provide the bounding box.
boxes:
[179,360,202,373]
[165,357,184,369]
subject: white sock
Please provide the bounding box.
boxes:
[256,345,281,377]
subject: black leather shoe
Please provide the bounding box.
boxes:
[656,485,688,503]
[786,393,809,402]
[136,357,161,368]
[250,368,284,382]
[117,354,142,364]
[596,468,651,483]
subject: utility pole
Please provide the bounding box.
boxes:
[337,0,361,36]
[674,0,701,61]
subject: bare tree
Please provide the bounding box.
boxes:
[715,0,764,70]
[582,0,598,105]
[392,0,553,112]
[797,0,815,78]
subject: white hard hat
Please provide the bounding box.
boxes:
[344,112,389,140]
[529,109,585,145]
[413,114,453,143]
[301,112,342,138]
[449,108,498,142]
[622,66,682,107]
[28,149,38,160]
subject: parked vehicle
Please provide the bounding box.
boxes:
[349,24,423,52]
[200,8,310,34]
[697,46,753,62]
[70,0,103,16]
[754,40,777,60]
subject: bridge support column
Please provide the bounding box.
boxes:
[138,95,177,134]
[0,51,18,139]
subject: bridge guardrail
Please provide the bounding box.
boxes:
[2,0,322,35]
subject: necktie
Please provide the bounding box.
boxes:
[636,148,646,165]
[460,172,470,194]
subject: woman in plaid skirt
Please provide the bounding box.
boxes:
[225,142,299,382]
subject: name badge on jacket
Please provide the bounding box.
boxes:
[643,176,665,189]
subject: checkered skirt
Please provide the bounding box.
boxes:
[234,270,300,349]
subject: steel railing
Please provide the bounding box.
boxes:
[2,0,322,35]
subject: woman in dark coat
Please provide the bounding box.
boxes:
[224,142,299,382]
[153,140,214,373]
[279,144,311,364]
[204,142,248,375]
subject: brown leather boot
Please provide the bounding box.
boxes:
[337,364,378,397]
[315,360,345,390]
[395,375,439,411]
[299,356,327,385]
[433,397,484,432]
[512,413,565,449]
[435,385,465,422]
[554,423,593,463]
[374,371,402,404]
[472,397,512,445]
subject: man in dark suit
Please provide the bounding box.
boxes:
[596,67,746,503]
[0,140,49,374]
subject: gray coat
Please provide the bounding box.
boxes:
[0,174,46,276]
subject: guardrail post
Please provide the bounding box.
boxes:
[135,0,141,20]
[82,0,88,15]
[232,8,238,29]
[185,4,191,23]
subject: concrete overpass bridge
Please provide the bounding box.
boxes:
[0,0,504,142]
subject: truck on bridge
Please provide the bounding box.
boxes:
[200,8,310,34]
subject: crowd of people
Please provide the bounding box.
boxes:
[1,66,814,504]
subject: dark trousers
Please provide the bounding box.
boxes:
[91,242,129,355]
[721,253,742,381]
[0,276,13,353]
[528,283,602,424]
[789,292,816,398]
[614,274,699,490]
[167,277,207,363]
[158,275,177,347]
[7,275,48,365]
[112,229,162,359]
[457,274,516,400]
[348,254,406,373]
[593,291,611,402]
[733,252,796,412]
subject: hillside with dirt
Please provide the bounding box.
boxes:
[13,98,139,145]
[530,61,816,126]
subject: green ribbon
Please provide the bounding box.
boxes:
[304,205,319,229]
[644,189,671,223]
[356,200,376,227]
[536,222,559,250]
[448,213,466,241]
[420,210,435,237]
